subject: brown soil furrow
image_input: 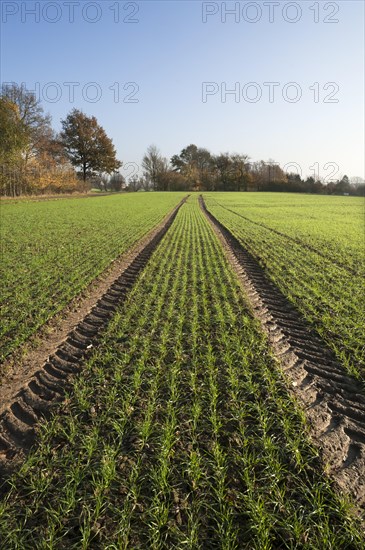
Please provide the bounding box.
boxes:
[51,355,80,372]
[200,195,365,512]
[2,413,35,446]
[0,197,188,486]
[43,362,69,381]
[10,401,38,426]
[345,427,365,445]
[21,388,56,415]
[27,379,55,401]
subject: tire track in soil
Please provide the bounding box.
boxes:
[200,195,365,513]
[0,197,188,489]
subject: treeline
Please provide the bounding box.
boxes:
[1,83,363,196]
[136,144,364,196]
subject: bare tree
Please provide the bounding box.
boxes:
[109,172,126,192]
[128,175,144,192]
[142,145,169,190]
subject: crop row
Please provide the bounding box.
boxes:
[206,193,364,276]
[204,194,365,378]
[0,193,185,362]
[0,197,361,549]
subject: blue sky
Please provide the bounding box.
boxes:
[1,0,364,181]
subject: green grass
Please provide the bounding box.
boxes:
[203,192,365,379]
[0,192,185,362]
[0,196,362,549]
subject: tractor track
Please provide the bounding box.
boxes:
[0,197,188,486]
[200,195,365,512]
